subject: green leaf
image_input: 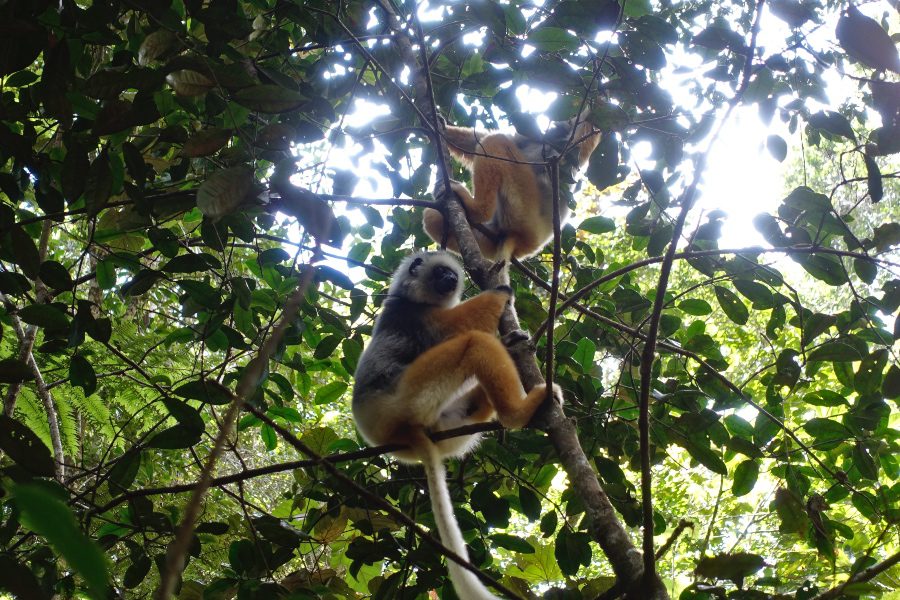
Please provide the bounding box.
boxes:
[540,510,558,537]
[162,253,222,273]
[147,424,203,449]
[808,110,856,141]
[39,260,73,291]
[95,259,116,289]
[586,133,620,190]
[798,254,847,286]
[0,271,31,295]
[854,349,887,395]
[260,423,277,451]
[714,285,749,325]
[527,27,579,52]
[314,334,342,360]
[733,280,774,309]
[863,154,883,203]
[0,358,34,384]
[314,381,348,405]
[0,414,54,476]
[679,298,712,316]
[853,258,877,284]
[681,438,727,475]
[803,418,850,443]
[807,338,867,362]
[573,338,596,374]
[174,379,234,405]
[647,223,674,256]
[723,414,754,439]
[579,215,616,234]
[13,483,108,598]
[121,269,163,297]
[766,134,787,161]
[107,450,141,494]
[18,304,70,330]
[883,365,900,399]
[732,460,759,497]
[801,390,848,407]
[852,442,879,480]
[123,553,151,589]
[176,279,221,308]
[162,398,204,433]
[10,225,41,279]
[554,528,591,576]
[233,84,306,113]
[490,533,534,554]
[835,5,900,73]
[70,354,98,396]
[84,148,113,216]
[518,486,542,521]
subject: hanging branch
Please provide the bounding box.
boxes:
[155,268,315,600]
[636,0,766,591]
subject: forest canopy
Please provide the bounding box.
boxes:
[0,0,898,599]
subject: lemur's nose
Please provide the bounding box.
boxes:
[432,266,458,295]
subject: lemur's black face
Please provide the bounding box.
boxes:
[407,255,458,296]
[431,265,458,295]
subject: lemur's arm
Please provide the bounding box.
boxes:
[431,287,511,336]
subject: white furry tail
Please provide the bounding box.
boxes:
[420,441,499,600]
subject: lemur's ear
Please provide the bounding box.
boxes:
[408,257,424,275]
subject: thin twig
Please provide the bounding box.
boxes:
[811,549,900,600]
[634,0,767,589]
[655,519,693,560]
[155,268,315,600]
[246,405,522,599]
[92,421,501,515]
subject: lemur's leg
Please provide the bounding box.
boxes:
[395,331,547,429]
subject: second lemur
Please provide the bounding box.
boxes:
[353,251,562,599]
[424,113,601,260]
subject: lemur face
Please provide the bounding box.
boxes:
[393,251,463,306]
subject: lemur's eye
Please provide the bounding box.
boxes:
[408,257,424,275]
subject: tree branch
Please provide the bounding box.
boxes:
[93,421,501,515]
[812,549,900,600]
[155,268,315,600]
[1,222,66,481]
[246,405,522,599]
[636,2,765,590]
